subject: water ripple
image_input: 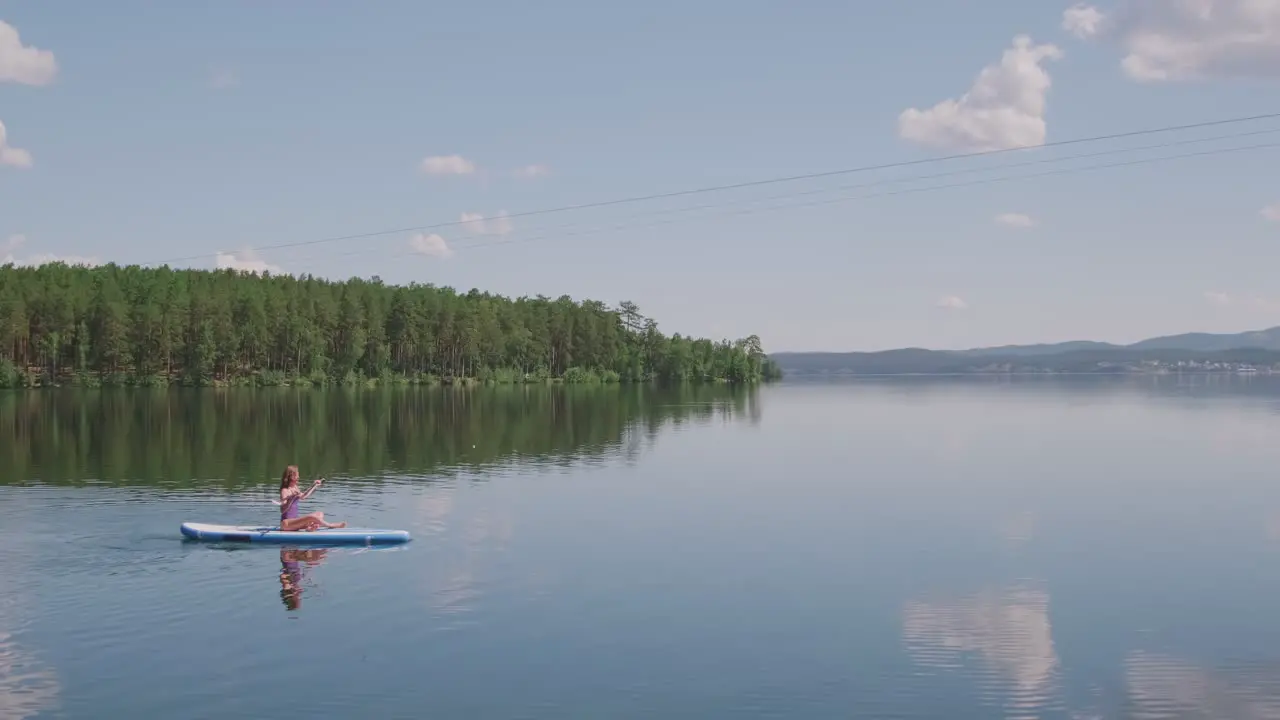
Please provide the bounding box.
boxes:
[0,631,59,720]
[903,581,1061,718]
[1124,651,1280,719]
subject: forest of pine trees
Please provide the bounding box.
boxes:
[0,262,783,388]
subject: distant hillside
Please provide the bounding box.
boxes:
[771,326,1280,375]
[956,340,1120,358]
[953,326,1280,357]
[1127,327,1280,352]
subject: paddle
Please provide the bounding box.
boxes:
[269,476,326,506]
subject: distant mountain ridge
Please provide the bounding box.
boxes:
[956,326,1280,356]
[770,326,1280,375]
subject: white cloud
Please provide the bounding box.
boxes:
[0,120,32,168]
[489,213,513,236]
[19,252,98,267]
[1202,290,1280,312]
[937,295,969,310]
[459,210,513,236]
[898,35,1064,153]
[995,212,1036,228]
[1122,0,1280,81]
[512,164,550,179]
[0,22,55,170]
[459,212,484,234]
[0,20,58,86]
[1262,203,1280,222]
[1063,4,1105,39]
[215,248,280,274]
[1,234,23,262]
[209,67,238,90]
[1072,0,1280,82]
[2,235,99,267]
[420,154,476,176]
[409,232,454,258]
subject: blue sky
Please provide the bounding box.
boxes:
[2,0,1279,352]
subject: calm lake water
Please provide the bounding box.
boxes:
[6,376,1280,719]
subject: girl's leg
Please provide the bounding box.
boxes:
[280,515,324,532]
[310,511,346,529]
[279,517,307,531]
[280,513,344,531]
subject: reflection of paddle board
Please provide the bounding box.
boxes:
[180,522,411,545]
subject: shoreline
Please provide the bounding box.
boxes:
[0,369,776,389]
[773,369,1272,379]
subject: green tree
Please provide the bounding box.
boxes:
[0,262,782,386]
[90,274,130,375]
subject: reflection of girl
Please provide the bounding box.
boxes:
[278,548,328,611]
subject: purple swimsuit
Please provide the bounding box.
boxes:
[280,492,300,522]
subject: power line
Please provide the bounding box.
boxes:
[418,139,1280,254]
[435,125,1280,245]
[283,138,1280,268]
[282,137,1280,268]
[147,110,1280,266]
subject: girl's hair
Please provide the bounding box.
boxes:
[279,465,300,490]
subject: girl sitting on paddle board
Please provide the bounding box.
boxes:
[278,465,346,531]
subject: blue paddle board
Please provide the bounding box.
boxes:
[181,522,411,545]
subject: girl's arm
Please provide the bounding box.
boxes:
[300,479,323,500]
